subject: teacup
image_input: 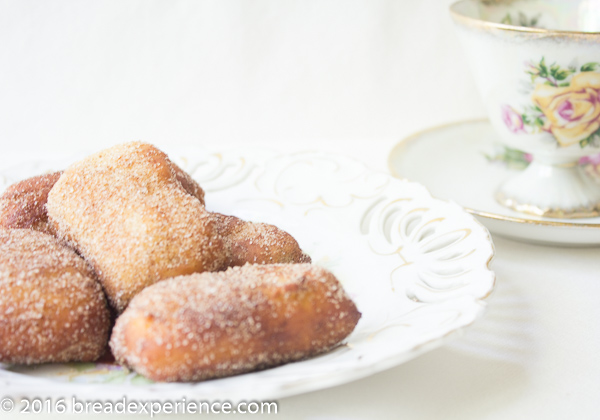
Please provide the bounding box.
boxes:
[450,0,600,218]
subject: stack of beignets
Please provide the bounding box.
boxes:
[0,142,360,381]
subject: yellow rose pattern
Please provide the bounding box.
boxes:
[503,58,600,148]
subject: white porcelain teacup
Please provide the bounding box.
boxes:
[451,0,600,218]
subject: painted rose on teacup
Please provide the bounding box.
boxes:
[502,59,600,149]
[532,71,600,146]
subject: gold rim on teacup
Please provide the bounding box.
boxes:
[450,0,600,41]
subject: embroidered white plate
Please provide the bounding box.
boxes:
[0,148,495,402]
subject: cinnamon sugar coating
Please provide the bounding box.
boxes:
[0,161,204,240]
[172,162,205,206]
[0,171,307,271]
[110,263,361,382]
[0,229,110,364]
[46,142,225,313]
[211,212,311,268]
[0,172,63,234]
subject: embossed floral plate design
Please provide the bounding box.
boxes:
[0,149,495,401]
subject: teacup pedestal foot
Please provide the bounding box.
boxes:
[495,157,600,219]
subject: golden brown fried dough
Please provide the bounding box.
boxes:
[47,142,226,313]
[172,162,205,206]
[0,172,62,234]
[110,263,360,382]
[0,163,203,237]
[211,212,311,268]
[0,229,110,364]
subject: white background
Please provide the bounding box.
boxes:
[0,0,483,165]
[1,1,599,419]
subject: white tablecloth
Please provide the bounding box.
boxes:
[1,1,599,419]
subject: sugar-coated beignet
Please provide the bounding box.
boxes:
[0,229,110,364]
[211,212,311,268]
[110,263,361,382]
[0,163,203,240]
[0,172,62,234]
[47,142,225,312]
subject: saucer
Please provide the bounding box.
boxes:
[388,119,600,247]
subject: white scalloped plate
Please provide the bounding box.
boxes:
[0,148,495,402]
